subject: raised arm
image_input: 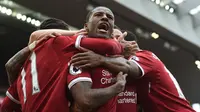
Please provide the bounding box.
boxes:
[29,29,87,45]
[70,72,127,112]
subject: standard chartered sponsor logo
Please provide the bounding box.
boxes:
[118,90,136,97]
[118,90,137,104]
[101,70,113,85]
[118,98,136,104]
[101,77,113,84]
[102,70,112,76]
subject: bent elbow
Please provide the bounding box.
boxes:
[5,62,12,72]
[29,31,38,45]
[77,97,96,112]
[30,31,38,38]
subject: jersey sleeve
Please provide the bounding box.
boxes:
[6,81,20,104]
[75,35,123,55]
[67,64,92,89]
[128,51,156,77]
[1,96,21,112]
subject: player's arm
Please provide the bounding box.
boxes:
[71,50,142,78]
[5,46,31,85]
[1,96,21,112]
[29,29,86,45]
[70,72,127,112]
[5,39,43,85]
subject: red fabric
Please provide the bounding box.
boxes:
[1,96,21,112]
[67,36,123,112]
[14,35,122,112]
[129,50,195,112]
[116,82,137,112]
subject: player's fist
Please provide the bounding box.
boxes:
[115,72,127,93]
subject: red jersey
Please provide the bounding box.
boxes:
[13,35,122,112]
[16,36,74,112]
[1,81,21,112]
[116,81,137,112]
[67,36,123,112]
[129,50,195,112]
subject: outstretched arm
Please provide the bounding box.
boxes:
[70,72,127,112]
[29,29,87,45]
[71,50,142,78]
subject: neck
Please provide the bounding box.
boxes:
[88,33,111,39]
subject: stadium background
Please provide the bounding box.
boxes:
[0,0,200,111]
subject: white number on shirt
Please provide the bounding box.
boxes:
[164,67,186,99]
[21,52,40,103]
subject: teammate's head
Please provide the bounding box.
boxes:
[85,6,114,39]
[39,18,69,30]
[113,25,122,39]
[125,30,137,42]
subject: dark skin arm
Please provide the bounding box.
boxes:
[5,36,49,85]
[70,49,142,78]
[5,46,31,85]
[70,72,127,112]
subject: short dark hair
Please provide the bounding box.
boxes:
[85,6,113,22]
[86,10,93,22]
[124,30,137,42]
[39,18,69,30]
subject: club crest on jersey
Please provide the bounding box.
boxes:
[69,64,82,75]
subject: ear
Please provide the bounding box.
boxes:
[84,23,89,32]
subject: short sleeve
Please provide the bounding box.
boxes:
[6,81,20,104]
[1,96,21,112]
[67,64,92,89]
[128,51,156,77]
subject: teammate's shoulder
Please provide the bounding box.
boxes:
[136,50,160,60]
[135,50,152,56]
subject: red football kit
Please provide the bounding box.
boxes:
[129,50,195,112]
[1,81,21,112]
[116,81,137,112]
[5,35,123,112]
[67,35,123,112]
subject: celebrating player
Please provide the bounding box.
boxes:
[2,7,128,112]
[71,30,195,112]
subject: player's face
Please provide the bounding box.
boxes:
[112,29,123,40]
[86,7,114,39]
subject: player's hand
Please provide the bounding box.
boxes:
[75,29,88,36]
[122,41,139,58]
[71,47,104,69]
[116,32,139,58]
[28,35,50,51]
[117,31,127,42]
[115,72,127,93]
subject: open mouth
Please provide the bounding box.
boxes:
[97,23,109,33]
